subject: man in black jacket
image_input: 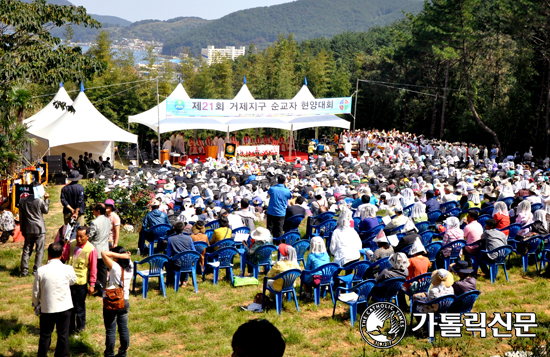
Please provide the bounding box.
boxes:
[60,171,85,225]
[394,221,421,253]
[283,196,307,232]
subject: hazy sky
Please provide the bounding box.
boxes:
[70,0,294,22]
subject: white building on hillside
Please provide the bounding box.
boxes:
[201,46,246,65]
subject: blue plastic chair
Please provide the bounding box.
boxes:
[498,197,514,209]
[531,203,543,213]
[410,295,456,343]
[425,242,442,268]
[171,251,201,293]
[477,214,491,229]
[415,221,430,233]
[360,233,379,252]
[427,210,443,224]
[193,241,209,276]
[309,219,337,241]
[400,244,414,257]
[261,269,301,315]
[194,241,208,254]
[518,236,542,272]
[463,240,483,273]
[480,205,494,216]
[275,231,301,245]
[449,290,482,335]
[540,234,550,269]
[335,260,371,289]
[369,277,406,307]
[499,223,522,240]
[306,212,335,238]
[292,240,310,267]
[133,254,169,299]
[402,273,432,315]
[541,248,550,270]
[362,224,386,237]
[403,204,415,217]
[208,238,235,251]
[205,220,220,230]
[202,246,239,285]
[445,208,461,218]
[241,244,277,278]
[439,239,466,270]
[364,257,391,279]
[420,231,434,247]
[284,215,305,233]
[478,245,514,283]
[332,279,376,327]
[232,226,251,236]
[205,229,214,242]
[353,217,361,232]
[386,224,406,236]
[440,201,459,213]
[460,207,481,216]
[300,263,340,306]
[147,224,171,255]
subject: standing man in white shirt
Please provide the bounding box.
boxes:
[33,243,77,357]
[162,138,172,152]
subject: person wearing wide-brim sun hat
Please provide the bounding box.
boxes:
[412,269,454,313]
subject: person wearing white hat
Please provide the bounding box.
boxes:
[435,217,463,269]
[310,187,328,216]
[329,208,362,267]
[384,204,409,233]
[369,229,394,263]
[440,185,457,203]
[492,201,510,233]
[242,227,273,273]
[405,238,430,284]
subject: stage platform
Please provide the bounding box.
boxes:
[181,151,310,164]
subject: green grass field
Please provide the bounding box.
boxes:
[1,184,550,356]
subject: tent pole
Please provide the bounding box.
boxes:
[289,125,294,161]
[353,79,358,131]
[157,77,161,162]
[136,141,140,166]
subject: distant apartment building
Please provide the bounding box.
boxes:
[200,45,246,65]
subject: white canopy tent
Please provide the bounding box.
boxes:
[30,90,138,160]
[128,83,192,132]
[25,84,73,132]
[24,84,74,159]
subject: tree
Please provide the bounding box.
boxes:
[0,0,104,176]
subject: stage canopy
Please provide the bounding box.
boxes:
[30,89,137,160]
[133,82,351,134]
[128,83,191,132]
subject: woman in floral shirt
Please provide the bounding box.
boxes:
[435,217,464,269]
[0,206,15,243]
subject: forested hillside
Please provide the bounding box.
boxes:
[111,17,209,43]
[163,0,424,55]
